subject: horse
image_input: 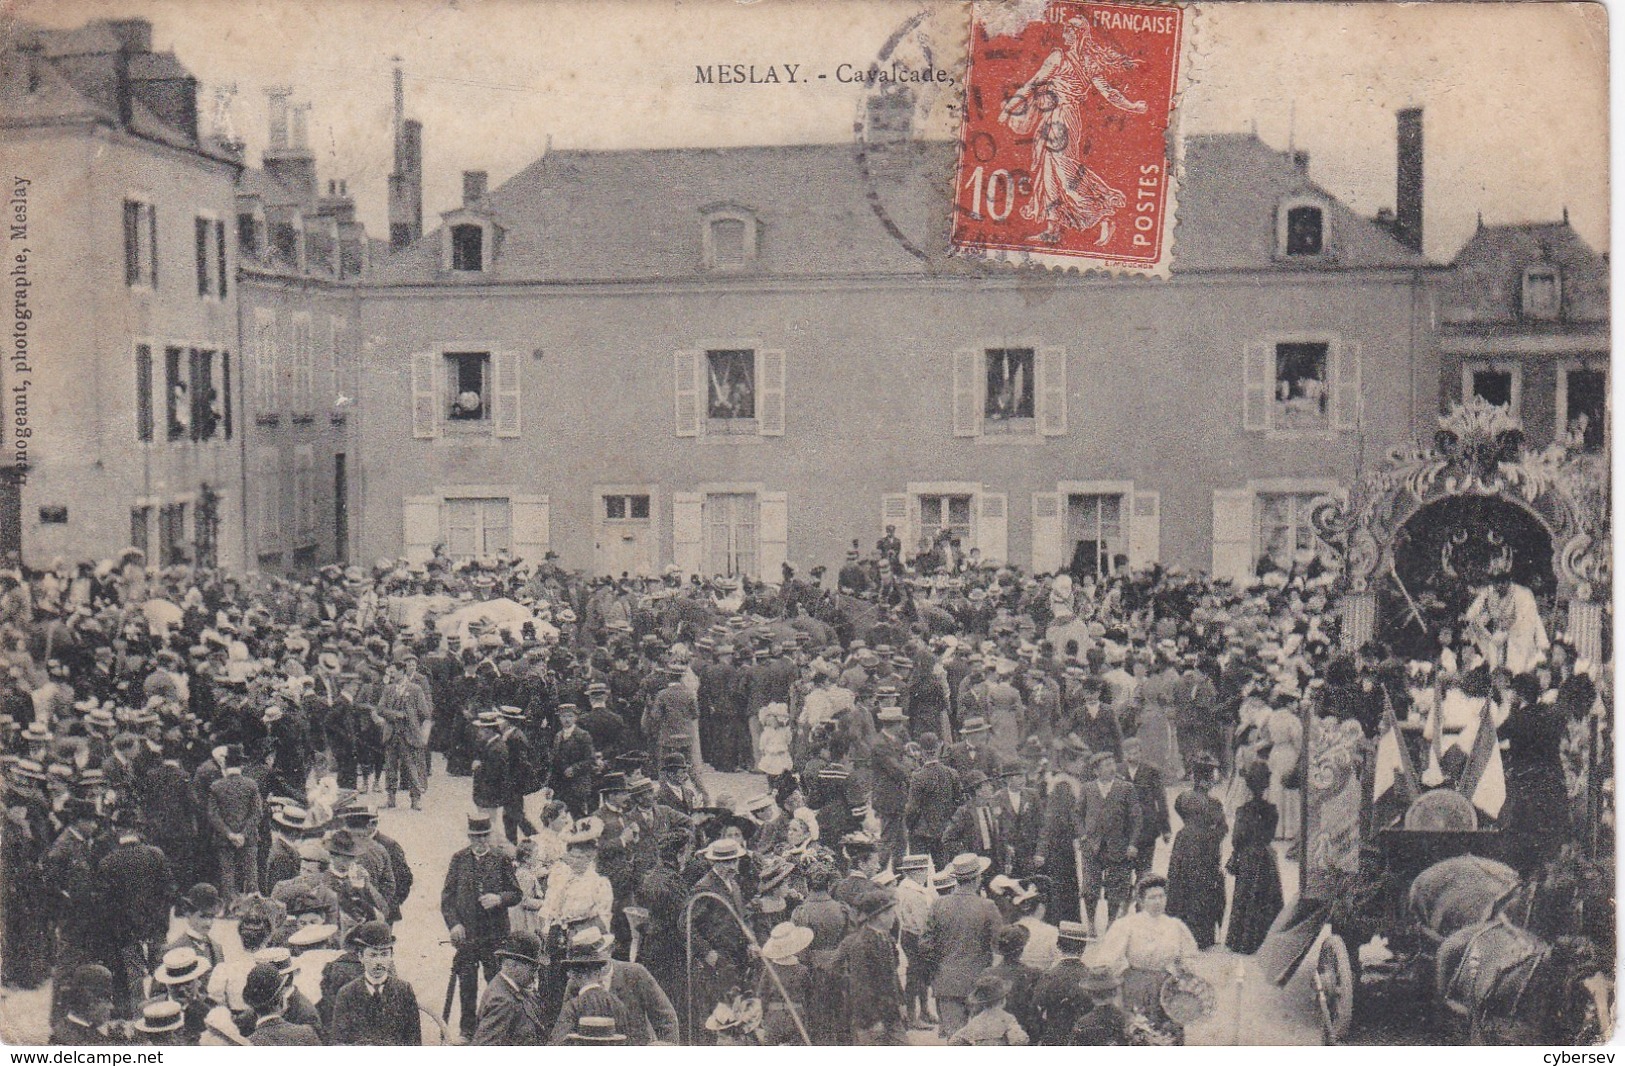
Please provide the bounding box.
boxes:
[1408,850,1610,1043]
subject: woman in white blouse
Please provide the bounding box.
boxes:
[1091,875,1200,1030]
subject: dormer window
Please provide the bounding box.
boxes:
[701,205,759,272]
[1286,206,1323,255]
[1522,265,1561,319]
[1277,197,1327,258]
[237,210,264,261]
[439,211,497,274]
[451,224,484,272]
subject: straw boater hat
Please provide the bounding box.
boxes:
[700,837,746,862]
[565,1016,626,1044]
[1057,920,1092,951]
[286,924,338,949]
[948,852,993,881]
[135,999,185,1035]
[760,922,815,963]
[154,947,211,986]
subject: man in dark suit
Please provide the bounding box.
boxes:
[1065,752,1140,934]
[920,853,1001,1039]
[550,704,598,817]
[206,745,262,897]
[941,770,1003,864]
[904,732,961,866]
[440,814,521,1040]
[1119,735,1170,883]
[472,932,549,1046]
[833,886,906,1044]
[1029,921,1095,1044]
[97,817,174,1012]
[243,962,321,1045]
[330,921,422,1045]
[991,763,1045,878]
[870,706,913,864]
[138,753,198,889]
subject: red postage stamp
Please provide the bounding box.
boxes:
[951,0,1186,275]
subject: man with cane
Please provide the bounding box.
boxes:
[440,814,521,1042]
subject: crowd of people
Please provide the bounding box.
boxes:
[0,536,1609,1046]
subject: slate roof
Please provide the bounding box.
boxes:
[372,132,1430,285]
[1439,220,1609,326]
[0,20,234,165]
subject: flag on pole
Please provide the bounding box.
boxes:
[1373,689,1420,804]
[1420,680,1446,788]
[1457,700,1506,819]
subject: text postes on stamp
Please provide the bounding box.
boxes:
[952,0,1186,276]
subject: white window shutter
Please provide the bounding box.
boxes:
[672,491,704,576]
[510,494,550,563]
[1332,340,1363,431]
[410,351,440,439]
[1243,341,1271,432]
[674,349,702,437]
[1031,492,1064,574]
[1211,489,1257,587]
[1038,345,1068,436]
[493,349,522,438]
[952,348,982,437]
[757,348,786,436]
[977,492,1008,565]
[402,495,441,563]
[256,447,280,550]
[758,491,789,580]
[1128,490,1161,569]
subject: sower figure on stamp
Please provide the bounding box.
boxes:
[998,12,1147,246]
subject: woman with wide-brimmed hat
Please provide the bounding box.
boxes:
[755,921,814,1045]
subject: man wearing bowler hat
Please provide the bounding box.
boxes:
[440,813,522,1040]
[242,961,320,1045]
[330,920,422,1045]
[471,931,548,1046]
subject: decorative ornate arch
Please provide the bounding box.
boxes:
[1311,398,1611,605]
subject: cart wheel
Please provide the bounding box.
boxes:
[1314,933,1355,1044]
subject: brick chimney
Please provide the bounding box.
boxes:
[263,88,317,206]
[1394,108,1423,254]
[462,170,488,206]
[387,64,423,251]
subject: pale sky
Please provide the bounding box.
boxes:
[14,0,1611,261]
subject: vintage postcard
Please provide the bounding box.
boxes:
[0,0,1611,1053]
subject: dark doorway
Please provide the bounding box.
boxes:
[334,453,349,564]
[1378,494,1554,660]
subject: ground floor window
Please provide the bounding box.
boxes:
[158,502,187,566]
[1257,492,1325,571]
[130,507,151,558]
[917,493,973,552]
[1067,493,1123,577]
[704,492,758,578]
[445,497,511,558]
